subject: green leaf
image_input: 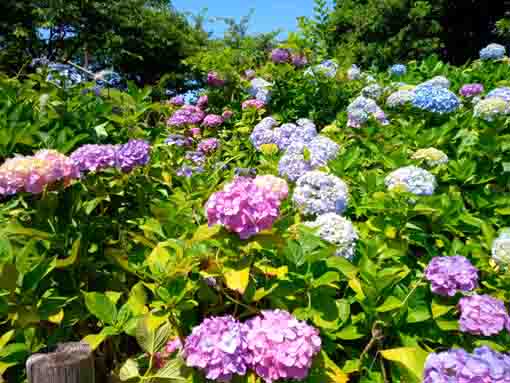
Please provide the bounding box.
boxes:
[380,346,429,381]
[407,303,431,323]
[136,316,172,354]
[326,257,358,279]
[336,324,365,340]
[82,327,119,351]
[0,264,18,291]
[376,296,402,312]
[312,271,340,288]
[56,238,80,269]
[119,359,140,381]
[435,319,459,331]
[83,291,118,325]
[495,207,510,215]
[431,299,455,319]
[0,330,15,350]
[127,283,147,316]
[22,258,57,291]
[148,357,188,381]
[307,350,349,383]
[94,122,109,139]
[192,224,221,242]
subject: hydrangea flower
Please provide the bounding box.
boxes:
[188,127,202,137]
[306,135,340,168]
[242,99,266,110]
[304,213,358,259]
[411,147,449,166]
[306,60,338,78]
[246,310,321,383]
[250,118,318,151]
[165,134,193,147]
[424,347,510,383]
[222,109,233,120]
[459,83,484,98]
[176,165,204,178]
[458,294,510,336]
[197,95,208,109]
[361,83,384,100]
[202,114,224,128]
[386,89,415,108]
[293,171,349,216]
[252,174,289,201]
[247,78,272,103]
[412,85,460,114]
[115,139,151,173]
[389,64,406,76]
[487,87,510,103]
[291,53,308,67]
[424,255,478,296]
[183,315,251,381]
[270,48,291,64]
[0,150,80,196]
[347,64,361,80]
[167,105,206,127]
[473,98,510,121]
[205,176,285,239]
[70,144,117,173]
[207,71,225,87]
[347,96,389,127]
[244,69,256,79]
[168,95,185,106]
[419,75,450,89]
[185,151,206,166]
[492,229,510,265]
[480,43,506,60]
[385,166,436,196]
[197,138,220,155]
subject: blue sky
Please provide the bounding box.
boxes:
[172,0,319,37]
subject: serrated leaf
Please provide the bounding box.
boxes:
[148,357,187,382]
[336,324,365,340]
[82,327,119,350]
[380,347,429,381]
[136,315,172,354]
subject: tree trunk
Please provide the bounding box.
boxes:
[26,342,95,383]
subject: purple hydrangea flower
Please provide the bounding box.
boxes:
[460,84,484,98]
[425,255,478,296]
[278,143,314,182]
[250,118,318,152]
[168,95,185,106]
[347,96,389,127]
[222,109,233,120]
[247,77,272,103]
[458,294,510,336]
[202,114,224,128]
[385,166,436,196]
[246,310,321,383]
[70,144,117,173]
[197,138,220,155]
[423,348,469,383]
[252,174,289,201]
[185,150,206,165]
[242,99,266,110]
[197,95,208,110]
[188,127,202,137]
[207,71,226,87]
[115,139,151,173]
[183,315,251,381]
[177,165,204,177]
[291,53,308,67]
[167,105,206,127]
[165,134,193,147]
[270,48,291,64]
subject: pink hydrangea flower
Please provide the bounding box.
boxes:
[242,99,266,110]
[252,175,289,201]
[202,114,224,128]
[197,95,208,110]
[458,294,510,336]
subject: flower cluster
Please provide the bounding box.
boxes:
[207,71,226,87]
[244,69,256,79]
[292,171,349,216]
[165,134,193,147]
[168,95,185,106]
[459,83,484,98]
[176,165,204,178]
[247,78,272,103]
[115,140,151,173]
[361,83,384,100]
[389,64,406,76]
[242,99,266,110]
[492,229,510,265]
[246,310,321,383]
[250,118,317,151]
[424,346,510,383]
[386,89,415,108]
[487,87,510,102]
[205,175,287,239]
[202,114,224,128]
[419,75,450,89]
[411,147,448,167]
[412,85,460,114]
[183,315,251,381]
[222,109,233,120]
[270,48,291,64]
[167,105,206,126]
[291,53,308,67]
[304,213,358,259]
[306,59,338,78]
[385,166,436,196]
[473,98,510,121]
[70,144,117,173]
[0,150,80,196]
[252,174,289,201]
[480,43,506,60]
[347,96,389,128]
[197,95,208,109]
[347,64,361,80]
[458,294,510,336]
[197,138,220,155]
[424,255,478,296]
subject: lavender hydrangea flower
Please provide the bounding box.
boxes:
[244,69,256,79]
[222,109,233,120]
[423,348,468,383]
[165,134,193,147]
[167,105,206,127]
[347,64,361,80]
[293,171,349,216]
[246,310,321,383]
[492,229,510,266]
[207,71,226,87]
[183,315,251,381]
[197,138,220,155]
[70,144,117,173]
[248,78,272,103]
[185,151,206,165]
[306,135,340,168]
[242,99,266,110]
[425,255,478,296]
[270,48,291,64]
[304,213,358,259]
[458,294,510,336]
[250,118,318,152]
[115,139,150,173]
[386,89,415,108]
[385,166,436,196]
[197,95,208,109]
[278,143,314,182]
[412,85,460,114]
[168,95,185,106]
[176,165,204,178]
[389,64,406,76]
[250,117,280,149]
[473,98,510,121]
[487,87,510,103]
[202,114,224,128]
[411,147,449,167]
[460,84,484,98]
[291,53,308,67]
[188,127,202,137]
[361,83,384,100]
[480,43,506,60]
[347,96,389,127]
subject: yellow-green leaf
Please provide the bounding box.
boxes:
[224,267,250,294]
[255,264,288,278]
[380,347,429,381]
[56,238,80,269]
[431,299,455,319]
[48,309,64,324]
[192,224,221,242]
[259,143,279,156]
[376,296,402,312]
[0,330,14,350]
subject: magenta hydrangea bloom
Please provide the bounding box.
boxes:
[115,139,151,173]
[197,95,208,109]
[70,144,117,173]
[167,105,205,127]
[458,294,510,336]
[270,48,291,64]
[183,315,251,382]
[197,138,220,155]
[207,71,226,87]
[424,255,478,296]
[460,83,484,98]
[291,53,308,68]
[242,99,266,110]
[202,114,224,128]
[168,95,185,106]
[246,310,321,383]
[205,176,284,239]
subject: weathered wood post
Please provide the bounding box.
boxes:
[26,342,95,383]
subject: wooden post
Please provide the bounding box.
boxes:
[26,342,95,383]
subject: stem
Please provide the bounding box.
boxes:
[379,355,389,383]
[168,312,186,346]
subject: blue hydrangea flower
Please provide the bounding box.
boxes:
[389,64,406,76]
[385,166,437,196]
[250,117,318,151]
[361,83,384,100]
[247,77,272,103]
[412,85,460,114]
[480,43,506,60]
[347,64,361,80]
[347,96,389,127]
